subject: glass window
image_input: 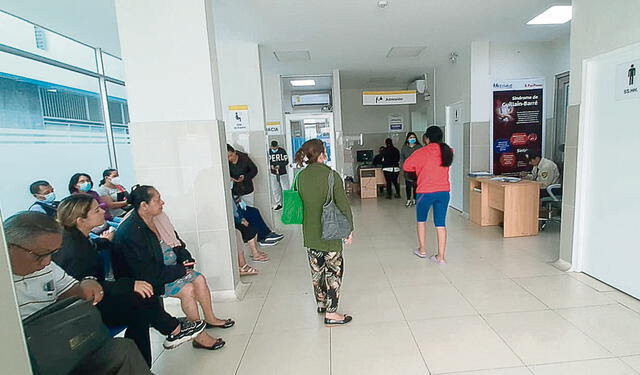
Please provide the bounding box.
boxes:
[0,54,111,215]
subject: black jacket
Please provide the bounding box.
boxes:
[53,227,134,297]
[381,146,401,168]
[112,210,194,293]
[229,151,259,196]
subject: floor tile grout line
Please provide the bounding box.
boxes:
[373,246,433,375]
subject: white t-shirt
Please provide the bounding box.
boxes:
[13,262,78,319]
[96,185,125,217]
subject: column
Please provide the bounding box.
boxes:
[114,0,240,296]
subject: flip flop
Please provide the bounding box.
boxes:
[414,249,429,258]
[430,255,446,264]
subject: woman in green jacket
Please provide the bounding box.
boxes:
[295,139,354,326]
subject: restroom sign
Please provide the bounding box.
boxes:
[615,58,640,101]
[363,90,417,105]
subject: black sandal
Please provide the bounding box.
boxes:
[206,318,235,329]
[192,338,225,350]
[324,315,353,326]
[317,307,326,314]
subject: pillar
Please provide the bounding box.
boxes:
[114,0,240,296]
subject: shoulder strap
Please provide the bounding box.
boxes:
[324,171,335,206]
[292,170,300,191]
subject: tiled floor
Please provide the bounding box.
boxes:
[152,198,640,374]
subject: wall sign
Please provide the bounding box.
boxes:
[362,90,417,106]
[388,114,404,132]
[615,58,640,101]
[266,121,281,135]
[491,78,545,175]
[228,105,249,132]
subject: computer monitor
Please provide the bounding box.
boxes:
[356,149,373,163]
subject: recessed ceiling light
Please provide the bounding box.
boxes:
[386,46,426,58]
[527,5,572,25]
[290,80,316,87]
[303,119,319,124]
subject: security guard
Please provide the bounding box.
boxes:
[525,151,560,197]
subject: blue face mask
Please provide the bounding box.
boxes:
[408,138,417,145]
[79,181,92,192]
[238,200,247,210]
[43,192,56,203]
[270,148,278,153]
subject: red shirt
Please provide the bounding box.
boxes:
[403,143,451,194]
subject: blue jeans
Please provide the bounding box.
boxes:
[240,206,272,241]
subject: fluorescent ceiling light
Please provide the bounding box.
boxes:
[527,5,572,25]
[290,79,316,87]
[303,119,320,124]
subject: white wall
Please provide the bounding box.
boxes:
[341,88,411,135]
[0,0,121,55]
[434,46,471,125]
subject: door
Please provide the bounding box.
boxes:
[551,72,570,163]
[576,43,640,298]
[445,102,464,211]
[285,113,336,173]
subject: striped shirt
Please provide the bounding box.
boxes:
[13,262,78,319]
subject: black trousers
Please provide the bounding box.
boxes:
[235,222,258,243]
[98,293,179,368]
[383,171,400,197]
[405,179,417,200]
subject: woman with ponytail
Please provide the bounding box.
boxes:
[295,139,354,326]
[403,126,453,264]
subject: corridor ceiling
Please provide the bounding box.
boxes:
[212,0,571,88]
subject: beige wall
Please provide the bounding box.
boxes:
[559,0,640,264]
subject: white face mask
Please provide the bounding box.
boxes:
[110,176,122,186]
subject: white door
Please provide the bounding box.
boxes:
[575,43,640,298]
[445,102,464,211]
[285,113,336,173]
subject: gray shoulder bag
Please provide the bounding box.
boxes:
[321,171,352,240]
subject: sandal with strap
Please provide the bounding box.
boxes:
[239,264,258,276]
[252,254,270,263]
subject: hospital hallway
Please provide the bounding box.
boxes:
[151,198,640,375]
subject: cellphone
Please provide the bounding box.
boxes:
[183,261,196,269]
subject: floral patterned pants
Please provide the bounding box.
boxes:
[307,249,344,313]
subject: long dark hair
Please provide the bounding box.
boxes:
[424,126,453,167]
[404,132,421,146]
[129,185,156,210]
[68,173,92,194]
[294,139,325,167]
[100,169,117,186]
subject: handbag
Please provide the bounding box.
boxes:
[281,171,304,225]
[22,297,111,375]
[322,171,352,240]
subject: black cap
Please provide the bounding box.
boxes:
[270,140,278,147]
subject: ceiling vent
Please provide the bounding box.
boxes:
[273,50,311,62]
[386,46,426,58]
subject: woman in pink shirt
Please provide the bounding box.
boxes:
[403,126,453,264]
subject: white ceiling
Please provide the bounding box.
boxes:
[213,0,571,89]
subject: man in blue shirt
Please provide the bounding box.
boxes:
[28,180,59,218]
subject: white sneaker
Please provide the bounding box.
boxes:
[405,200,412,207]
[410,199,416,206]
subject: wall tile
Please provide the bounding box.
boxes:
[470,145,490,171]
[471,121,490,146]
[559,203,575,263]
[565,105,581,148]
[562,146,578,207]
[197,229,237,291]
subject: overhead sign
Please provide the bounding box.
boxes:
[615,58,640,101]
[362,90,416,106]
[388,114,404,132]
[266,121,281,135]
[491,78,545,175]
[228,105,249,132]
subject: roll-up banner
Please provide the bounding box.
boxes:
[491,78,544,175]
[362,90,416,105]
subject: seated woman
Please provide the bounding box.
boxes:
[112,185,233,351]
[53,194,206,367]
[233,195,284,246]
[232,197,270,264]
[68,172,121,227]
[96,168,130,218]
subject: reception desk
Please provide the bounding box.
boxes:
[358,166,386,199]
[469,177,540,237]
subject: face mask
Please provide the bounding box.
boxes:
[79,181,92,192]
[270,148,278,153]
[43,192,56,203]
[408,138,417,145]
[110,177,122,186]
[238,200,247,210]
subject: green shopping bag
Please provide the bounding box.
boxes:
[281,171,304,224]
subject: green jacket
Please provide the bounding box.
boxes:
[297,163,354,252]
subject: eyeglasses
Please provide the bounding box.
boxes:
[9,243,60,262]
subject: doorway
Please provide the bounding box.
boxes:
[445,102,464,211]
[551,71,570,164]
[284,113,336,172]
